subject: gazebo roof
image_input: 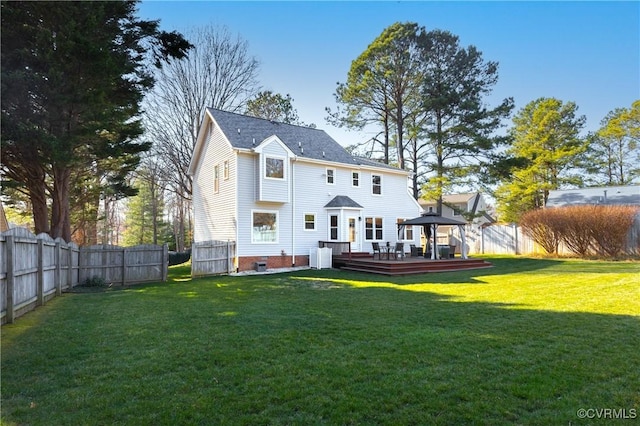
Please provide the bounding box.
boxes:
[398,213,466,226]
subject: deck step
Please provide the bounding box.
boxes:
[337,258,492,275]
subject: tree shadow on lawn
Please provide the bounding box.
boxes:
[1,276,639,425]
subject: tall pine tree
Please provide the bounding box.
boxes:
[1,1,191,241]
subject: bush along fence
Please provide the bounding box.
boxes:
[1,228,168,324]
[519,205,640,257]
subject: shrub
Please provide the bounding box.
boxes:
[168,251,191,266]
[81,276,108,287]
[589,205,638,257]
[560,206,597,256]
[520,205,639,258]
[520,208,563,254]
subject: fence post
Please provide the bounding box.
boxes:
[227,240,231,273]
[162,244,168,282]
[78,247,84,285]
[55,242,62,296]
[6,235,15,324]
[66,245,73,289]
[122,247,127,286]
[37,238,44,306]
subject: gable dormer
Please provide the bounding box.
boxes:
[254,135,294,203]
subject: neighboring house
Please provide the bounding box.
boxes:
[188,108,422,272]
[545,185,640,207]
[545,185,640,256]
[419,193,495,254]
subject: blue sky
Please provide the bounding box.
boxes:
[138,1,639,146]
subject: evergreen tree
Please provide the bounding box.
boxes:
[1,1,191,241]
[496,98,587,222]
[584,100,640,185]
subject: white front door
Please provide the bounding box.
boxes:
[347,216,360,252]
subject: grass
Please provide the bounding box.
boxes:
[1,256,639,425]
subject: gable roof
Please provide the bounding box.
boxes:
[546,185,640,207]
[190,108,405,174]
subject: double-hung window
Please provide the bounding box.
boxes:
[304,213,316,231]
[326,168,335,185]
[372,174,382,195]
[214,165,220,193]
[397,218,414,240]
[352,171,360,187]
[365,217,383,240]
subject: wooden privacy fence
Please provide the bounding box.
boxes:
[80,244,168,285]
[191,240,236,277]
[1,228,168,324]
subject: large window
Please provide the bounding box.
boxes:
[304,213,316,231]
[265,157,284,179]
[326,168,335,185]
[397,218,414,240]
[372,174,382,195]
[252,211,278,243]
[365,217,383,240]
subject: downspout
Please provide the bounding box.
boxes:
[291,157,296,266]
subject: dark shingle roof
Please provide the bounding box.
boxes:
[324,196,364,209]
[208,108,403,171]
[546,185,640,207]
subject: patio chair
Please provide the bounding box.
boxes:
[372,242,381,259]
[394,242,404,260]
[410,244,423,257]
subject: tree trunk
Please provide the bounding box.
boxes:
[29,181,50,235]
[436,112,444,216]
[396,102,405,170]
[412,154,419,200]
[50,167,72,241]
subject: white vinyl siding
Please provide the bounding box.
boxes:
[257,141,289,203]
[192,121,237,243]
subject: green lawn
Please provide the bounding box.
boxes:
[2,256,639,425]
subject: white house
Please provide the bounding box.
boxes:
[419,193,495,254]
[188,109,422,271]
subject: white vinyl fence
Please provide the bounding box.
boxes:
[480,224,536,255]
[1,228,168,324]
[191,240,236,277]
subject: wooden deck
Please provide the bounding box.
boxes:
[333,253,493,276]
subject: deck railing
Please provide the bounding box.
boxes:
[318,241,352,260]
